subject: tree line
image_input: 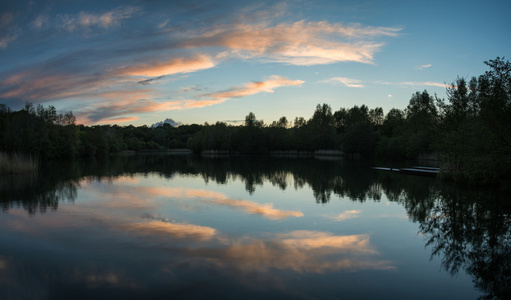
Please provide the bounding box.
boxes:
[0,57,509,185]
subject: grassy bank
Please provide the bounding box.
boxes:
[0,152,38,174]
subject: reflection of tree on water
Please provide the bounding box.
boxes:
[1,155,510,298]
[377,171,510,299]
[196,157,382,203]
[417,187,511,299]
[0,173,78,214]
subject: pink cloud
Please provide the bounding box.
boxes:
[95,116,139,124]
[143,187,303,220]
[112,54,216,77]
[0,71,104,101]
[76,75,304,125]
[126,221,217,241]
[202,75,304,100]
[184,20,401,65]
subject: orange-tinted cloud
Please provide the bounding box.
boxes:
[76,96,170,125]
[96,116,139,124]
[75,75,304,125]
[184,20,401,65]
[423,81,447,88]
[212,198,304,220]
[143,187,303,220]
[329,210,361,221]
[208,231,393,274]
[278,230,372,251]
[0,70,103,101]
[202,75,304,100]
[113,54,216,77]
[127,221,217,241]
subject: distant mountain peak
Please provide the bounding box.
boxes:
[151,118,181,128]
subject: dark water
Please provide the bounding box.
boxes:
[0,155,509,300]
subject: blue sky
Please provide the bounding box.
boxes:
[0,0,509,126]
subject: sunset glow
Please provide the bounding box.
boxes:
[0,0,508,126]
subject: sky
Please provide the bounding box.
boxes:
[0,0,510,126]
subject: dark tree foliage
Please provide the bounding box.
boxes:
[437,57,511,185]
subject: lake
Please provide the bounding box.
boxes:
[1,155,509,299]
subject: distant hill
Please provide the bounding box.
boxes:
[151,118,181,128]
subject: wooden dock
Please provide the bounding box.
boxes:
[372,166,440,177]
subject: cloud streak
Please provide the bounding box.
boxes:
[375,80,447,88]
[113,54,216,77]
[207,231,394,274]
[127,220,217,241]
[145,187,304,220]
[321,77,364,87]
[329,210,361,221]
[57,6,139,33]
[202,75,304,100]
[0,2,402,126]
[76,75,304,125]
[416,64,432,71]
[184,20,401,66]
[0,12,18,48]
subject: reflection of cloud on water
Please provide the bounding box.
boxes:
[126,220,216,241]
[111,176,140,184]
[0,208,393,298]
[211,198,303,220]
[144,187,303,220]
[278,230,373,252]
[0,173,399,299]
[196,230,393,274]
[78,177,303,220]
[329,210,361,221]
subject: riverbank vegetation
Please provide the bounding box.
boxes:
[0,152,38,174]
[0,57,509,185]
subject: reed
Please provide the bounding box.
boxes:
[0,152,39,174]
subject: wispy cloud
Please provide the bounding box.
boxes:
[75,75,304,125]
[144,187,304,220]
[201,75,304,100]
[321,77,364,87]
[31,14,50,29]
[90,116,139,124]
[0,12,18,48]
[416,64,432,71]
[0,69,107,101]
[112,54,216,77]
[0,2,402,125]
[212,198,303,220]
[57,6,139,33]
[127,221,217,241]
[375,80,447,88]
[77,97,169,124]
[422,81,447,88]
[183,20,401,66]
[328,210,361,221]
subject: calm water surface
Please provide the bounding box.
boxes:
[1,155,509,299]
